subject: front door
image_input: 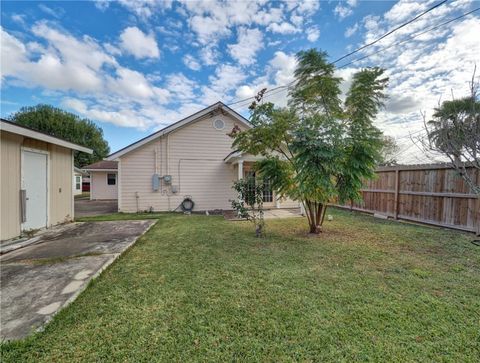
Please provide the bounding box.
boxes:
[244,170,275,208]
[22,150,48,230]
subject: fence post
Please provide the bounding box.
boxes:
[394,168,400,220]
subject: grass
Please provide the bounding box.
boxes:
[2,209,479,362]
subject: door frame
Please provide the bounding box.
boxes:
[21,147,50,230]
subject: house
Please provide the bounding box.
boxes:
[106,102,299,212]
[73,167,88,196]
[83,160,118,200]
[0,119,92,241]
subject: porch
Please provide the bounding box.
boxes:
[224,151,301,210]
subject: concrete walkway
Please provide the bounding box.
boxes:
[74,200,118,218]
[0,220,155,341]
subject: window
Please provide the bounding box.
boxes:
[107,173,116,185]
[75,176,81,190]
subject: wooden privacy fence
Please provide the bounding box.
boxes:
[335,164,479,234]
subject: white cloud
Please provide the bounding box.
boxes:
[267,22,299,34]
[306,26,320,42]
[199,46,218,66]
[179,1,314,46]
[334,5,353,19]
[235,85,255,99]
[94,0,109,11]
[200,64,247,104]
[11,14,26,26]
[384,0,427,24]
[116,0,173,19]
[166,73,198,100]
[228,27,264,66]
[119,27,160,59]
[334,0,358,20]
[1,23,173,129]
[107,67,157,100]
[183,54,201,71]
[189,14,231,45]
[345,22,359,38]
[63,98,152,129]
[38,4,64,18]
[269,51,297,86]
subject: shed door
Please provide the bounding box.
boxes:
[22,150,48,230]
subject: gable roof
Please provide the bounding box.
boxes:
[83,160,118,171]
[107,102,251,160]
[1,119,93,154]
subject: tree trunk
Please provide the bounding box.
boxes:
[305,200,324,234]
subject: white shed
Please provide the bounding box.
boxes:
[0,119,92,241]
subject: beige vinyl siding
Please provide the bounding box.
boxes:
[0,131,75,240]
[90,171,118,200]
[119,113,244,212]
[49,145,73,224]
[1,131,22,240]
[278,197,300,209]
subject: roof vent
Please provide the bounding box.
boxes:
[213,119,225,130]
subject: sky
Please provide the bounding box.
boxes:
[1,0,479,163]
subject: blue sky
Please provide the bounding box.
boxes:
[1,0,479,162]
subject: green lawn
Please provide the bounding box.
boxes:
[2,209,479,362]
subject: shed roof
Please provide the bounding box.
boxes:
[1,119,93,154]
[83,160,118,171]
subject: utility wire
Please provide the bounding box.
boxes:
[228,0,449,107]
[230,6,479,109]
[337,7,480,69]
[331,0,448,64]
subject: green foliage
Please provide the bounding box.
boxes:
[379,136,400,165]
[231,177,265,237]
[424,91,480,196]
[9,104,110,167]
[428,96,479,158]
[233,49,388,234]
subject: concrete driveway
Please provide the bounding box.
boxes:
[75,199,118,218]
[0,220,155,341]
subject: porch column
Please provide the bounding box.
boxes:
[237,160,244,180]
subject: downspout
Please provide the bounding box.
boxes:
[166,134,170,210]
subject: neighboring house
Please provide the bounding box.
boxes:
[73,167,88,196]
[0,119,92,241]
[106,102,299,212]
[83,160,118,200]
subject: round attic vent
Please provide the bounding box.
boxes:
[213,119,225,130]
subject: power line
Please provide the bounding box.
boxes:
[228,0,449,108]
[227,4,479,109]
[337,7,480,69]
[331,0,448,64]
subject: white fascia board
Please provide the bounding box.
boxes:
[84,169,117,172]
[1,121,93,154]
[107,102,251,161]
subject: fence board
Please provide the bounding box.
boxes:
[336,164,479,233]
